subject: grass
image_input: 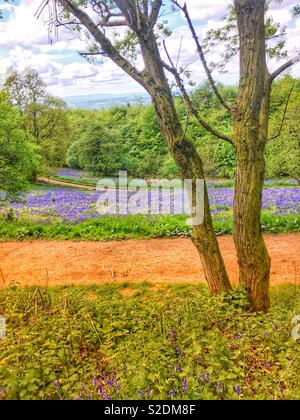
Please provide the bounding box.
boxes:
[50,176,97,188]
[49,176,299,190]
[0,212,299,241]
[0,283,299,400]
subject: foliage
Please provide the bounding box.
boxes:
[212,142,236,178]
[266,76,300,181]
[0,284,299,400]
[3,69,72,169]
[68,123,122,176]
[63,77,300,181]
[0,209,299,242]
[0,93,39,201]
[202,1,291,72]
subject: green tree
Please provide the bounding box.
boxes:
[3,69,72,168]
[266,76,300,181]
[0,93,38,200]
[68,123,122,176]
[48,0,299,310]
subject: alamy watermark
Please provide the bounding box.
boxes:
[95,171,205,226]
[0,315,6,339]
[292,315,300,340]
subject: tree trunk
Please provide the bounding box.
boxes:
[140,35,231,293]
[233,0,271,311]
[57,0,232,294]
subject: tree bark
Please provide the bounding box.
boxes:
[233,0,271,311]
[56,0,232,293]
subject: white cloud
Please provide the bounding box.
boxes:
[0,0,299,97]
[184,0,230,20]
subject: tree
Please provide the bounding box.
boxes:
[77,123,122,176]
[266,76,300,182]
[3,69,71,168]
[0,93,38,201]
[45,0,231,294]
[167,0,299,311]
[42,0,300,310]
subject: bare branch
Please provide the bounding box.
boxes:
[163,41,233,144]
[96,18,128,27]
[268,83,295,142]
[171,0,232,112]
[149,0,162,28]
[78,51,106,57]
[271,54,300,81]
[55,0,148,89]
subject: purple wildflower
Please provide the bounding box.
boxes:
[176,363,182,373]
[170,328,176,340]
[199,372,210,383]
[175,346,184,358]
[168,391,176,397]
[234,385,242,397]
[6,185,300,225]
[54,380,61,390]
[183,378,188,392]
[98,387,104,395]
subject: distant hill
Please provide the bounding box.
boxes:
[63,92,151,110]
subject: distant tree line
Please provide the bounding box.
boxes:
[66,75,300,182]
[1,70,299,202]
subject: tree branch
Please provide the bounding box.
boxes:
[149,0,162,29]
[271,54,300,81]
[96,18,128,27]
[171,0,231,112]
[114,0,138,30]
[163,41,233,144]
[56,0,148,89]
[268,83,295,142]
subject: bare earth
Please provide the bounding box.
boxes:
[0,234,299,287]
[37,177,96,190]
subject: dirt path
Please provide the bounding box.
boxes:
[0,234,299,288]
[37,177,96,190]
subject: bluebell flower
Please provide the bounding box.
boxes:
[234,385,241,397]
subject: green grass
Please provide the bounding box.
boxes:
[51,176,97,187]
[48,176,300,190]
[0,283,299,400]
[0,212,300,241]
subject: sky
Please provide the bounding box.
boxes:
[0,0,299,98]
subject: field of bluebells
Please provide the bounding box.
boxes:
[0,180,299,240]
[1,185,299,223]
[0,283,299,400]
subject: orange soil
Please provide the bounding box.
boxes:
[37,177,96,190]
[0,234,299,288]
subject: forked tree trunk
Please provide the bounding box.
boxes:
[57,0,232,294]
[233,0,271,311]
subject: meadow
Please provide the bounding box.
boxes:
[0,180,299,241]
[1,283,299,400]
[1,1,300,402]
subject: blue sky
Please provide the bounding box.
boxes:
[0,0,299,98]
